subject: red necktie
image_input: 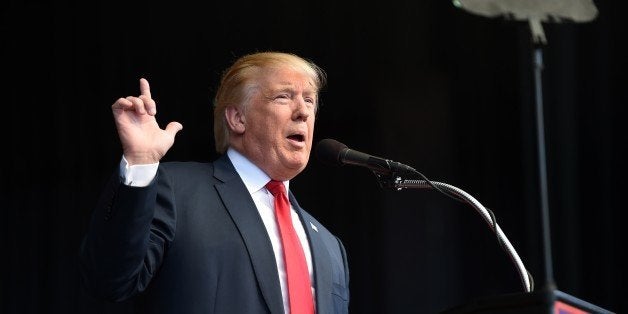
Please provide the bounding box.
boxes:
[266,180,315,314]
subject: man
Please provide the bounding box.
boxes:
[79,52,350,314]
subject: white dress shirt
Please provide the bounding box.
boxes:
[119,148,315,314]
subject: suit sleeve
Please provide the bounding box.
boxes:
[79,166,176,302]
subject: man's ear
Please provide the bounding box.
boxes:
[225,105,246,134]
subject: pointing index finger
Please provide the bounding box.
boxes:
[139,78,151,98]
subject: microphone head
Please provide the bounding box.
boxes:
[315,138,348,167]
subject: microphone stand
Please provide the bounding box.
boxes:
[529,22,556,293]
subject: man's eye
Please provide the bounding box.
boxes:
[275,94,290,99]
[305,98,315,104]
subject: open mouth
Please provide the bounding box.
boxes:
[287,134,305,142]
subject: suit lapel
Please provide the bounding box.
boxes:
[289,192,333,314]
[213,155,284,314]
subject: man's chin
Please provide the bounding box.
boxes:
[278,159,309,179]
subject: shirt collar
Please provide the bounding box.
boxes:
[227,147,290,194]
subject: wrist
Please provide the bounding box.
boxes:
[123,152,161,166]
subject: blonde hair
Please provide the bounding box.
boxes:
[213,52,326,153]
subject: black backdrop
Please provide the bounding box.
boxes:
[2,0,626,313]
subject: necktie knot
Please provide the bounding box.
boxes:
[266,180,286,197]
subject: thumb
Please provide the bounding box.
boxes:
[165,121,183,137]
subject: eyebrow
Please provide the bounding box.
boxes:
[268,85,317,96]
[273,82,317,92]
[274,79,317,90]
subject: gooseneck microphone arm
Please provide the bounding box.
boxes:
[315,138,534,293]
[376,167,533,293]
[391,177,533,293]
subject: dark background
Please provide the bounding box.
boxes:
[2,0,626,313]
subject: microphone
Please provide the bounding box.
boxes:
[315,138,417,176]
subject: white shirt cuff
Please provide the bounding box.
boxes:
[119,156,159,187]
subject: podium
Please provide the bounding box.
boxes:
[441,289,614,314]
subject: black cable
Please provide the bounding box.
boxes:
[409,169,466,204]
[410,169,501,235]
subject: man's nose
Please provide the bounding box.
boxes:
[292,97,311,121]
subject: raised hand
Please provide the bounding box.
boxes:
[111,78,183,165]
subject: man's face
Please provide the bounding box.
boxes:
[238,66,317,180]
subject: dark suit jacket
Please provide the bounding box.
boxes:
[79,154,349,314]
